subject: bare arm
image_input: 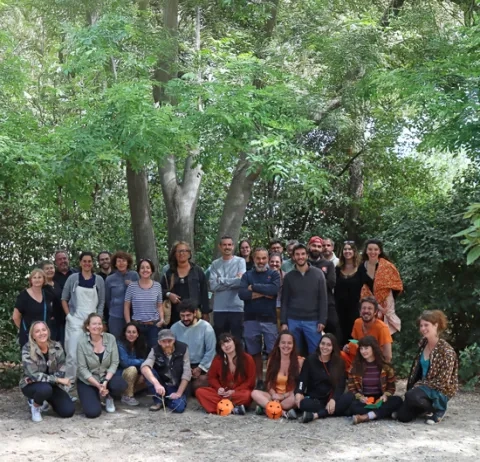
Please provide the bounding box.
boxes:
[382,343,392,363]
[12,308,22,329]
[124,300,131,323]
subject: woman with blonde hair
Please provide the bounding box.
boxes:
[13,269,55,347]
[396,310,458,425]
[20,321,75,422]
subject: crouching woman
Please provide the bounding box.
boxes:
[20,321,75,422]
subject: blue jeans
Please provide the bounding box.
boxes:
[136,323,159,350]
[144,369,187,413]
[108,316,126,339]
[287,319,322,354]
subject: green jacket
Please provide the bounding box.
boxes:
[20,341,67,389]
[77,332,119,384]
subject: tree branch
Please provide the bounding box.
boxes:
[337,148,365,177]
[380,0,407,27]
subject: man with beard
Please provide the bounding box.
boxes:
[308,236,341,341]
[280,243,328,354]
[141,329,191,413]
[209,235,246,340]
[239,248,280,389]
[53,250,77,290]
[340,296,393,370]
[322,238,339,267]
[171,300,216,392]
[97,251,112,281]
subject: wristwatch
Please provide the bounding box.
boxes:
[166,292,171,298]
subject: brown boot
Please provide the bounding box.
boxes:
[352,414,370,425]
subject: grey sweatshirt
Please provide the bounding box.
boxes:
[209,256,246,312]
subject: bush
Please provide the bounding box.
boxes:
[459,343,480,390]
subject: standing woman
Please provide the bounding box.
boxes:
[40,261,65,344]
[347,335,403,424]
[358,239,403,334]
[105,251,139,338]
[335,242,362,345]
[161,241,210,327]
[268,252,285,330]
[62,252,105,381]
[13,269,55,348]
[397,310,458,425]
[295,334,353,423]
[195,334,256,415]
[20,321,75,422]
[251,331,303,418]
[238,239,254,271]
[76,313,127,418]
[124,259,164,349]
[117,322,148,406]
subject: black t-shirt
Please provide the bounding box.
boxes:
[15,289,55,347]
[44,283,65,324]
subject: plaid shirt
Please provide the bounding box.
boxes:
[348,364,396,400]
[19,341,67,389]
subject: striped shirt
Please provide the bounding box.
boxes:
[362,362,382,396]
[125,281,162,322]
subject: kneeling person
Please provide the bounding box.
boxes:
[141,329,191,413]
[171,300,216,392]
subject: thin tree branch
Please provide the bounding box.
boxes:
[337,148,365,177]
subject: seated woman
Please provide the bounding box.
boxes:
[295,333,353,423]
[251,331,303,419]
[347,335,402,424]
[76,313,127,418]
[20,321,75,422]
[397,310,458,425]
[195,334,256,415]
[117,322,148,406]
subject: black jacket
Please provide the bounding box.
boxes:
[152,341,188,386]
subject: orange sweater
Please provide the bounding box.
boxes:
[207,353,256,392]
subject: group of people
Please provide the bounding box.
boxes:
[14,236,458,427]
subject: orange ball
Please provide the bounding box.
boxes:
[217,399,234,416]
[265,400,283,420]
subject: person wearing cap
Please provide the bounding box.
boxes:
[280,243,328,354]
[308,236,341,342]
[140,329,191,412]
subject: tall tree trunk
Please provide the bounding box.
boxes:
[126,162,159,271]
[345,155,364,242]
[214,153,262,258]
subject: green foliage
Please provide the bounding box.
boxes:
[459,343,480,390]
[453,202,480,265]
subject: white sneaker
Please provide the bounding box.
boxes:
[29,401,43,423]
[105,396,116,413]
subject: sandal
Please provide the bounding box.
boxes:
[149,403,162,412]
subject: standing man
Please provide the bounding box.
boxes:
[209,235,246,340]
[171,300,216,392]
[280,243,328,354]
[269,238,284,256]
[239,248,280,390]
[323,239,339,267]
[281,239,299,273]
[97,251,112,281]
[53,250,77,291]
[308,236,341,342]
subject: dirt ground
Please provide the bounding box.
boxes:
[1,381,479,462]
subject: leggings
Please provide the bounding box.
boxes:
[396,387,435,423]
[348,394,403,419]
[77,376,127,418]
[299,393,354,417]
[21,383,75,418]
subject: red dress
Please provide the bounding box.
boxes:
[195,353,256,413]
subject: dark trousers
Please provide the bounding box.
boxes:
[77,376,127,418]
[213,312,244,341]
[299,393,354,417]
[325,304,342,345]
[136,323,159,350]
[21,383,75,418]
[348,394,403,419]
[397,387,434,423]
[144,369,187,413]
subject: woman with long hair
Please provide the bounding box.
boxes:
[124,259,164,349]
[117,322,148,406]
[347,335,402,424]
[161,241,210,327]
[397,310,458,425]
[358,239,403,334]
[238,239,254,271]
[334,242,362,345]
[295,334,353,423]
[251,331,303,418]
[195,334,256,415]
[13,269,55,347]
[19,321,75,422]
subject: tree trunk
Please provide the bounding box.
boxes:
[345,155,364,242]
[214,154,262,258]
[126,162,159,271]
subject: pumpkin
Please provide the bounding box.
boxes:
[265,400,283,420]
[365,397,375,404]
[217,399,234,416]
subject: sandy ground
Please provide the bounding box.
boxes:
[1,382,479,462]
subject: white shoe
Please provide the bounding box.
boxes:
[105,397,116,413]
[29,401,43,423]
